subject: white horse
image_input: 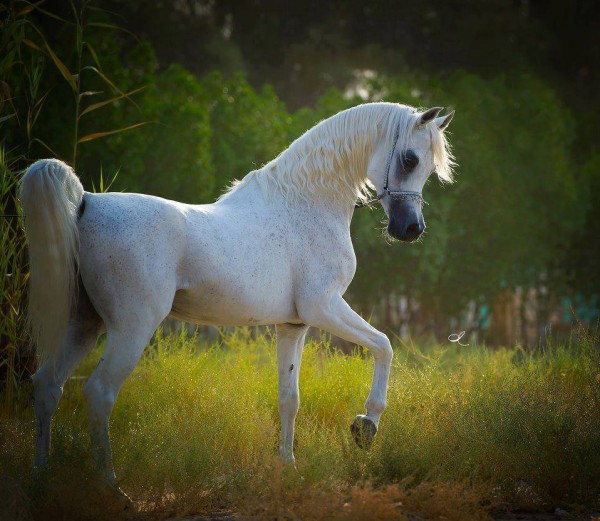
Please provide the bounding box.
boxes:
[20,102,454,490]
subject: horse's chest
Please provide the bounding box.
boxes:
[299,221,357,288]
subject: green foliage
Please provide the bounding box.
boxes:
[435,73,580,301]
[564,151,600,297]
[1,330,598,518]
[89,64,215,202]
[75,69,294,203]
[200,72,292,198]
[0,0,150,167]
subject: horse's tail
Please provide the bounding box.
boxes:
[20,159,84,364]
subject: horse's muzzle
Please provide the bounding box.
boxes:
[388,220,424,242]
[386,198,425,242]
[388,208,425,242]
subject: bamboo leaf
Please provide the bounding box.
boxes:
[32,91,50,126]
[77,121,149,143]
[22,38,44,52]
[81,65,123,95]
[26,26,77,91]
[87,22,142,44]
[33,89,50,110]
[78,90,103,101]
[45,41,77,91]
[79,86,145,119]
[81,66,138,108]
[85,42,103,71]
[0,113,17,124]
[35,6,73,24]
[69,0,79,25]
[87,5,123,19]
[16,1,46,17]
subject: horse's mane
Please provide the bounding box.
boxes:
[222,102,454,204]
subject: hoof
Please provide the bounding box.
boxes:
[350,415,377,449]
[112,486,133,511]
[96,481,134,512]
[282,461,304,482]
[117,487,133,510]
[31,464,48,479]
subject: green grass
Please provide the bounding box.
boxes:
[1,327,599,520]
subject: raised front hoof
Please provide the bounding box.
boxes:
[350,415,377,449]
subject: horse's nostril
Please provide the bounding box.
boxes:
[406,222,420,237]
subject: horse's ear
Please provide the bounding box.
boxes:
[419,107,443,126]
[435,111,455,131]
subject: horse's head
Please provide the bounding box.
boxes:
[368,107,455,242]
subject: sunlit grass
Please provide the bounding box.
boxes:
[1,327,599,520]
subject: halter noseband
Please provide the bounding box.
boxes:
[355,125,426,209]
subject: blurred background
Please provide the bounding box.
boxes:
[1,0,598,365]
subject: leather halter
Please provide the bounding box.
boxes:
[355,125,425,209]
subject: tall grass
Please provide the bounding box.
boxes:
[0,0,147,166]
[0,0,148,410]
[0,150,31,414]
[0,327,598,520]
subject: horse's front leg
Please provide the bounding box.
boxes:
[276,323,309,464]
[302,295,393,448]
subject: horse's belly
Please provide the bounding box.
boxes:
[170,279,297,326]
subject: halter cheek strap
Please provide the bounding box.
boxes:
[355,125,426,209]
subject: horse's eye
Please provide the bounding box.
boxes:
[402,150,419,172]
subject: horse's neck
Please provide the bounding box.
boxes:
[267,134,374,208]
[223,105,391,215]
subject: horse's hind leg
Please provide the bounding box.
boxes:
[83,320,161,485]
[33,287,103,470]
[276,323,309,464]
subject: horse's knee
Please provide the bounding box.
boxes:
[32,370,62,418]
[374,333,393,364]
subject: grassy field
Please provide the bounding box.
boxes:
[1,326,599,521]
